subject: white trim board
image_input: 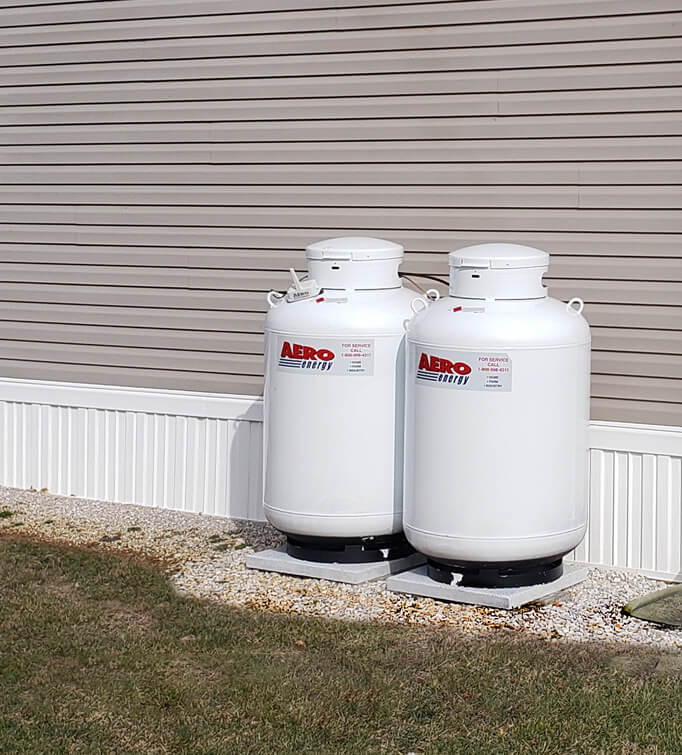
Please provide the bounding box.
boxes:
[0,377,262,422]
[0,378,679,581]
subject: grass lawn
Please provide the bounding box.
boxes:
[0,537,680,754]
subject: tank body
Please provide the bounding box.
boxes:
[263,237,415,541]
[404,244,591,571]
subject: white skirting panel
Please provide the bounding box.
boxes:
[0,379,264,521]
[567,423,682,582]
[0,378,680,580]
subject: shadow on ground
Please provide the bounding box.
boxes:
[0,534,680,755]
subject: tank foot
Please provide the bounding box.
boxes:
[427,555,564,589]
[285,533,414,564]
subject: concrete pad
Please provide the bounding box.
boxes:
[246,547,425,584]
[386,563,589,609]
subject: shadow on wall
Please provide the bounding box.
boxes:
[227,407,266,524]
[226,405,286,550]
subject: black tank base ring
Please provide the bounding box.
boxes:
[285,533,414,564]
[427,555,564,589]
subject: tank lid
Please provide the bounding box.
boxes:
[306,236,403,261]
[448,243,549,270]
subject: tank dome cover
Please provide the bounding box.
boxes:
[449,243,549,270]
[306,236,404,261]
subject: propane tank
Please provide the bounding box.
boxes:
[404,243,591,587]
[264,237,417,563]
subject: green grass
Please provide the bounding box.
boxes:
[0,537,680,754]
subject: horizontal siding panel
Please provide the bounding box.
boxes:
[0,1,437,17]
[591,398,682,427]
[0,304,678,349]
[0,244,308,268]
[0,260,678,287]
[550,280,682,307]
[0,358,263,394]
[0,255,679,284]
[549,255,682,282]
[3,0,679,28]
[0,264,294,289]
[5,65,682,106]
[3,138,681,164]
[591,328,682,355]
[4,39,682,85]
[3,164,678,185]
[2,114,680,144]
[6,39,682,72]
[0,340,262,375]
[1,232,680,258]
[2,232,680,269]
[592,375,681,403]
[584,305,682,331]
[4,324,680,361]
[2,11,679,50]
[5,22,681,68]
[0,302,265,332]
[1,206,680,233]
[0,322,265,353]
[0,284,267,311]
[2,89,680,124]
[0,0,450,13]
[0,185,679,212]
[397,279,682,309]
[0,300,676,335]
[592,352,682,380]
[547,258,682,281]
[0,279,679,310]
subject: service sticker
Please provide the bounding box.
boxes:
[277,336,374,377]
[414,347,511,392]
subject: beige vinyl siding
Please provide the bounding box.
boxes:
[0,1,680,426]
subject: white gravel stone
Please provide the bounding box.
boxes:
[1,485,680,649]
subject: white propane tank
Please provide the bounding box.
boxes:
[264,237,417,563]
[404,243,591,587]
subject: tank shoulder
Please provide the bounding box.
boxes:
[407,295,591,348]
[266,286,416,335]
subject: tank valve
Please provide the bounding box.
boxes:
[410,288,440,314]
[286,268,321,303]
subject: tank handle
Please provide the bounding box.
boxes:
[567,297,584,315]
[410,288,440,315]
[267,290,285,309]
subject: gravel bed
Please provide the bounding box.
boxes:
[1,486,680,650]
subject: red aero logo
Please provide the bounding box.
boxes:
[280,341,335,361]
[417,352,472,386]
[279,340,335,371]
[418,353,471,375]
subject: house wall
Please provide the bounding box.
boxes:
[0,2,680,579]
[0,0,680,425]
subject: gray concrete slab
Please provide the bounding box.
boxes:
[245,547,425,584]
[386,563,589,609]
